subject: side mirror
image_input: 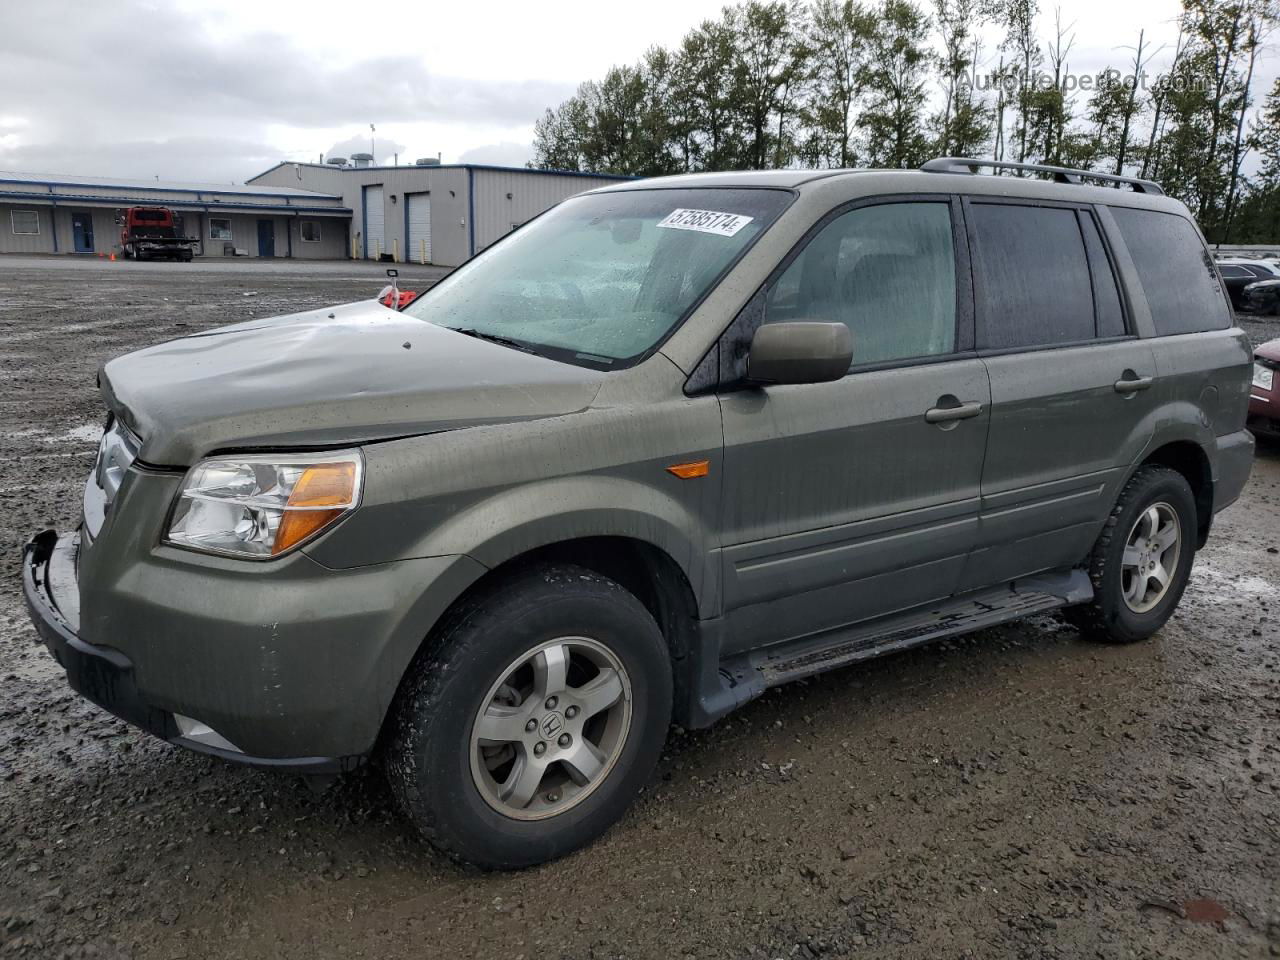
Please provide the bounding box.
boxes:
[386,268,399,278]
[747,322,852,385]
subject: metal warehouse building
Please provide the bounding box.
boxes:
[0,172,352,259]
[248,162,631,266]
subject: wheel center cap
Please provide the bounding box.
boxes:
[539,712,565,740]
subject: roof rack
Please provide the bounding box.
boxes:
[921,157,1165,196]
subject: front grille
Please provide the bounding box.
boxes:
[83,416,140,540]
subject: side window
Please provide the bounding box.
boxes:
[1078,212,1126,338]
[970,203,1094,349]
[1110,207,1230,335]
[765,202,956,367]
[1218,265,1250,279]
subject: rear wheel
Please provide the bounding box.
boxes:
[1067,465,1198,643]
[385,564,672,869]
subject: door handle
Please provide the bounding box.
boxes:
[925,400,983,424]
[1114,375,1154,395]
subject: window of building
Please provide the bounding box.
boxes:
[1110,207,1230,336]
[11,210,39,235]
[765,202,957,368]
[300,220,321,242]
[971,203,1095,350]
[208,218,233,241]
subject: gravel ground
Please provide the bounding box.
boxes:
[0,256,1277,960]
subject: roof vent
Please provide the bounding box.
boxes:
[415,157,441,166]
[350,153,374,168]
[326,156,349,166]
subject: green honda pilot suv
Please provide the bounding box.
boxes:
[23,159,1253,869]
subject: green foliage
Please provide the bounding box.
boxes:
[529,0,1278,242]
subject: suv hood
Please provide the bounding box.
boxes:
[101,300,605,465]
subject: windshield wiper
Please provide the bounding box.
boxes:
[445,327,539,354]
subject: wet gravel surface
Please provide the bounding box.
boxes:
[1,257,1278,960]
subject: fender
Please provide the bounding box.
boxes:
[395,474,720,619]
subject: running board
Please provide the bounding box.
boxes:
[692,569,1092,722]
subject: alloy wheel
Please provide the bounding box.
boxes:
[1120,501,1181,614]
[469,637,632,821]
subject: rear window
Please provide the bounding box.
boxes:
[970,203,1095,349]
[1110,207,1230,335]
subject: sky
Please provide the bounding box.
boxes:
[0,0,1274,185]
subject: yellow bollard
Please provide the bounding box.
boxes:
[420,238,426,265]
[393,238,399,263]
[376,239,382,261]
[351,235,358,260]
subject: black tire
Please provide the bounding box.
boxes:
[1067,465,1198,644]
[385,563,672,869]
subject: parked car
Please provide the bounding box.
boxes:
[23,158,1254,869]
[1243,279,1280,316]
[1249,338,1280,439]
[1217,261,1278,310]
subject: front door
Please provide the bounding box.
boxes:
[960,198,1161,590]
[718,198,991,654]
[72,213,94,253]
[257,219,275,257]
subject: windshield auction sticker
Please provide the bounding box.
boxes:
[656,208,754,238]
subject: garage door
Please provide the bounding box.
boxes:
[407,193,431,264]
[363,185,384,259]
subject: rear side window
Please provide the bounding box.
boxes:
[1110,207,1230,335]
[765,201,956,367]
[1079,213,1126,339]
[1219,265,1250,278]
[970,203,1095,349]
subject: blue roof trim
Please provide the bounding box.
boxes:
[0,188,350,214]
[248,161,639,184]
[0,176,341,202]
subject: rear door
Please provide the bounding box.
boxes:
[717,197,991,653]
[407,193,431,264]
[961,198,1159,590]
[363,185,385,259]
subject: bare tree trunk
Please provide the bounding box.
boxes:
[1223,23,1264,243]
[1115,29,1148,174]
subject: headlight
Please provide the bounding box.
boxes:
[165,450,363,559]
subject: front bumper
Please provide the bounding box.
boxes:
[22,530,353,772]
[23,527,485,771]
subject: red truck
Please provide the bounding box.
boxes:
[118,207,196,262]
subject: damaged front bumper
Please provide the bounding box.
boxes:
[22,530,359,773]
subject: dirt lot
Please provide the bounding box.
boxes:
[0,256,1277,960]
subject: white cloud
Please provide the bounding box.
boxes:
[458,142,535,167]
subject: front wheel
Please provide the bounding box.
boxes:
[1067,465,1198,644]
[385,564,672,869]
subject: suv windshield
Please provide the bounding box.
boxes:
[402,187,792,368]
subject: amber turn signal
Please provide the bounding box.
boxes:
[273,461,359,555]
[666,459,710,479]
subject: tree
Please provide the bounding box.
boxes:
[931,0,991,156]
[1111,29,1157,174]
[532,97,589,171]
[860,0,933,167]
[804,0,875,166]
[675,17,747,170]
[1222,0,1278,240]
[989,0,1043,163]
[727,1,808,169]
[1230,76,1280,242]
